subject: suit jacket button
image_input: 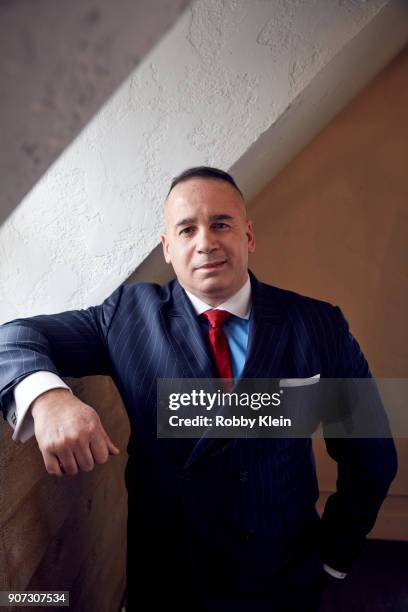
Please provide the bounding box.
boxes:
[241,528,255,541]
[239,470,248,482]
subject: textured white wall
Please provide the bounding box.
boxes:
[0,0,393,321]
[0,0,191,228]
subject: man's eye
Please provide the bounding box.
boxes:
[212,223,229,230]
[180,227,194,235]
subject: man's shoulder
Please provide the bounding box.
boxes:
[96,278,178,331]
[110,278,177,309]
[257,278,337,317]
[254,278,346,341]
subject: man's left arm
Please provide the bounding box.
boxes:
[319,306,398,575]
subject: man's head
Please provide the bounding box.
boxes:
[161,166,255,306]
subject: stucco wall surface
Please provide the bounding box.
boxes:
[0,0,191,228]
[0,0,393,321]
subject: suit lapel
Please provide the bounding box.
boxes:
[183,272,291,470]
[161,280,216,379]
[239,273,290,380]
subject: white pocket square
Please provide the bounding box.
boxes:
[279,374,320,388]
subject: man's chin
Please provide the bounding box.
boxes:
[191,276,233,303]
[195,270,229,289]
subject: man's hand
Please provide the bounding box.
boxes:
[30,388,120,477]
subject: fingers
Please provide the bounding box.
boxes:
[89,433,110,465]
[42,451,65,477]
[34,397,120,476]
[55,449,80,476]
[41,434,119,477]
[73,444,96,472]
[42,449,76,477]
[103,430,120,455]
[88,425,120,465]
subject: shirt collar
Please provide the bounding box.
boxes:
[184,275,251,320]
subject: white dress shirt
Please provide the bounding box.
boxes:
[184,275,251,319]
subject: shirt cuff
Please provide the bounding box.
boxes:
[8,371,71,443]
[323,563,347,579]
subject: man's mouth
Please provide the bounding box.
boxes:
[196,261,226,270]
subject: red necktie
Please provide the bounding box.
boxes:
[201,309,233,388]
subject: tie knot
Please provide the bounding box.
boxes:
[202,309,231,329]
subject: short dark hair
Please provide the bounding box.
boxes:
[166,166,244,199]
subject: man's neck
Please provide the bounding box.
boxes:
[183,277,249,307]
[183,275,252,319]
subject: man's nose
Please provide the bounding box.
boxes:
[196,227,218,253]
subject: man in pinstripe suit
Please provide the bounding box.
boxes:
[0,167,397,611]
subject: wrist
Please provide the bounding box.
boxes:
[30,388,71,419]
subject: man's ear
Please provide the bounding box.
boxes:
[160,233,172,264]
[246,220,256,254]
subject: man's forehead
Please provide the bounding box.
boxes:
[164,177,246,220]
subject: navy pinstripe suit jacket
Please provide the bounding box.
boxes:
[0,271,397,600]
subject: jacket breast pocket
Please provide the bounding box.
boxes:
[278,374,322,436]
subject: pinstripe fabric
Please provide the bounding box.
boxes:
[0,271,397,604]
